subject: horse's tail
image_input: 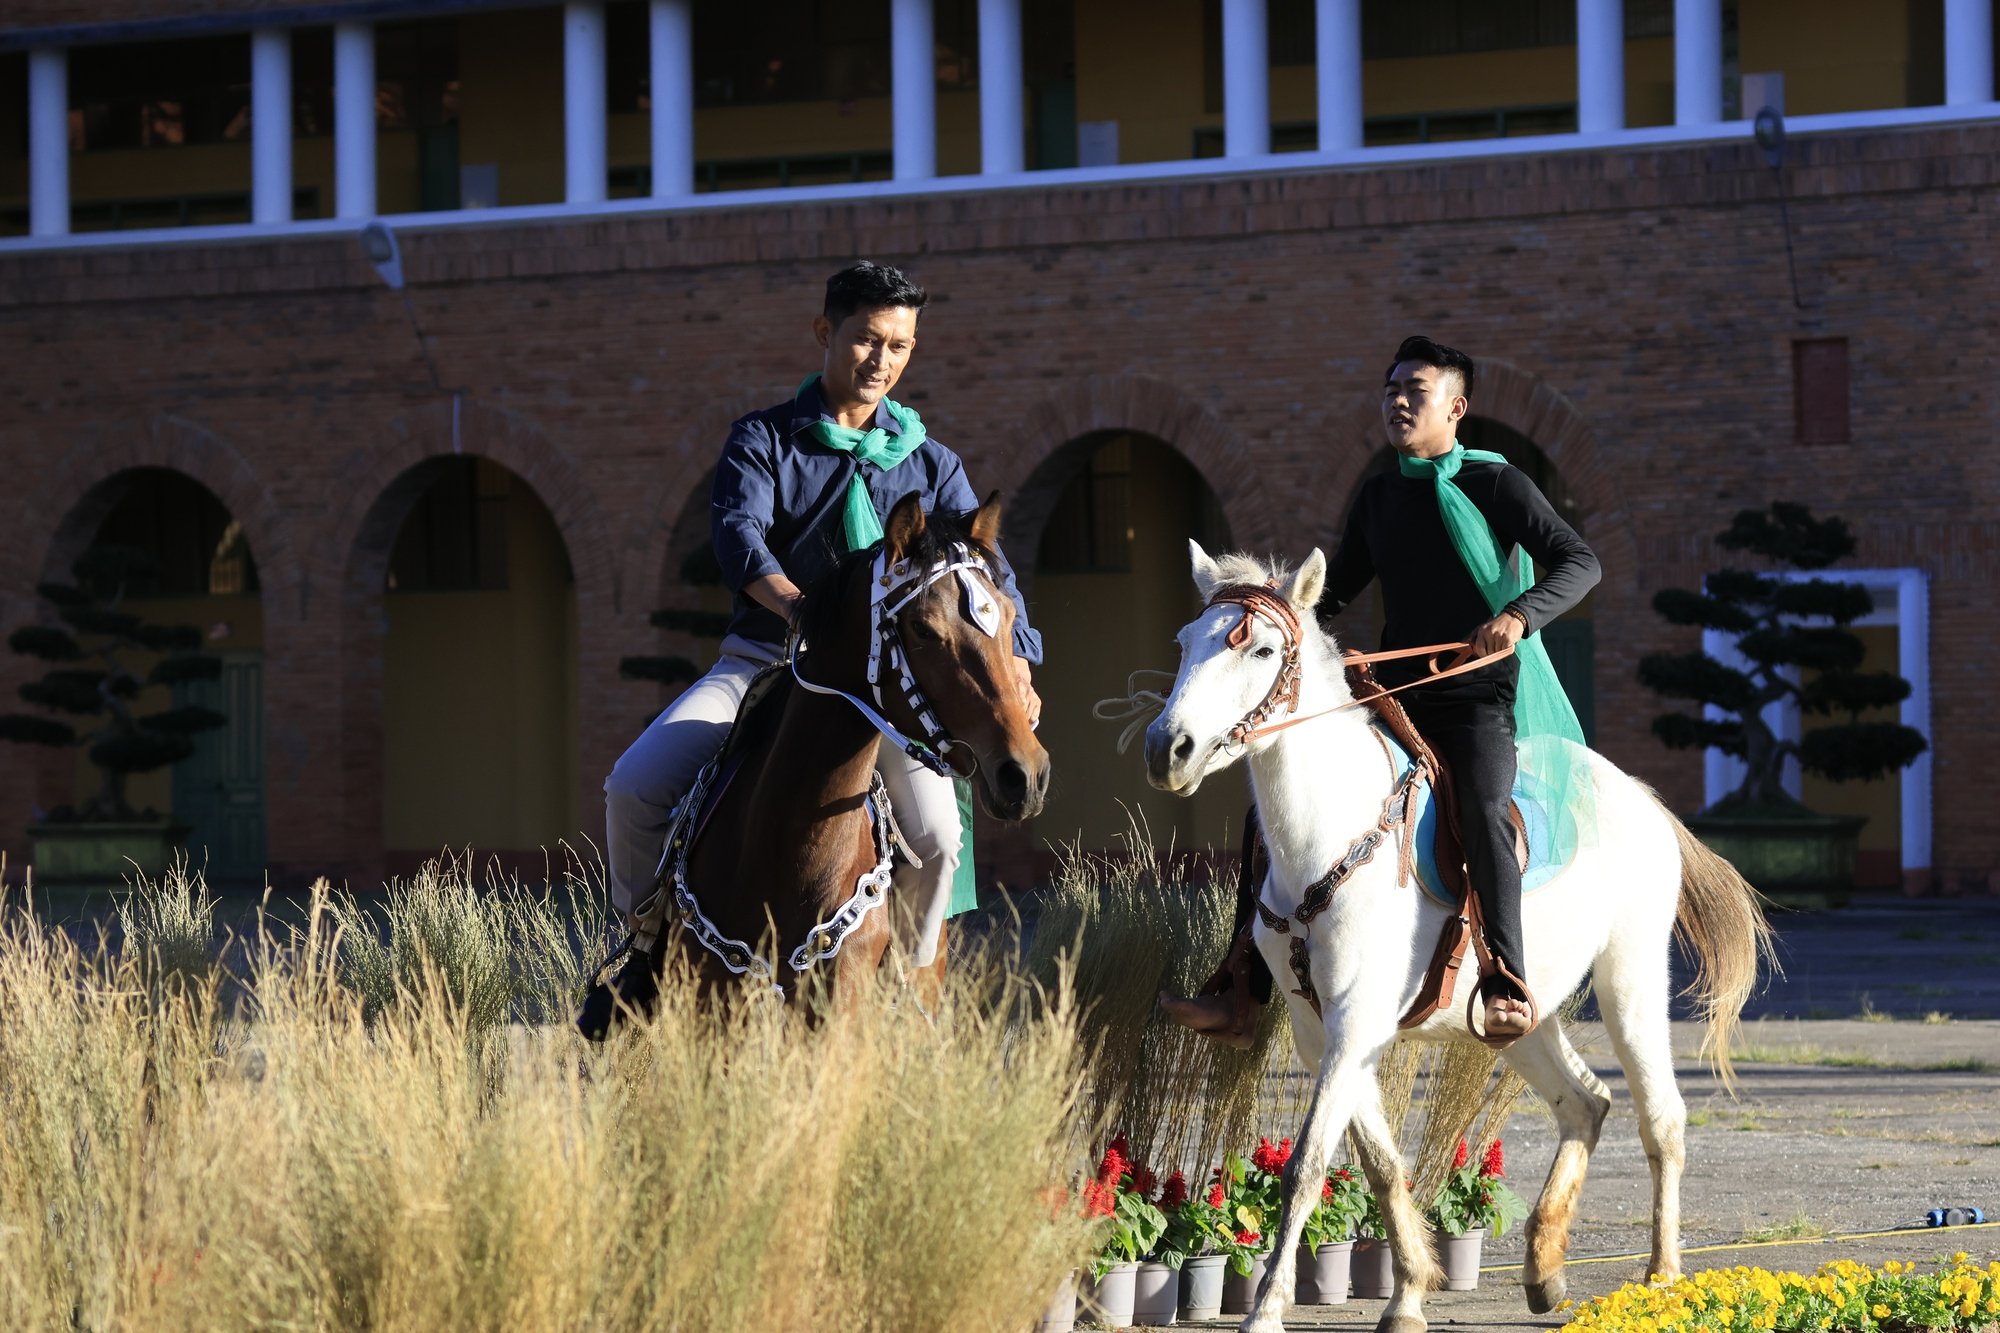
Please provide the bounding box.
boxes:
[1651,790,1776,1095]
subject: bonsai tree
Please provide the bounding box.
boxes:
[1638,503,1927,814]
[0,546,227,822]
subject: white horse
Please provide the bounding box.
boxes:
[1143,542,1771,1333]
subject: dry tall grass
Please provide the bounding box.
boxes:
[0,858,1095,1333]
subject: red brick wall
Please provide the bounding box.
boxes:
[3,121,1997,893]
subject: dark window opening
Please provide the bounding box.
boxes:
[649,0,976,112]
[92,469,260,598]
[1038,436,1134,574]
[1794,338,1852,446]
[388,458,511,592]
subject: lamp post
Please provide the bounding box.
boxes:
[360,222,461,451]
[1753,106,1803,310]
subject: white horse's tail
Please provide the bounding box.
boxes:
[1651,791,1777,1094]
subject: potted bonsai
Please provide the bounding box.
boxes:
[1426,1138,1527,1291]
[1639,503,1927,904]
[0,547,224,890]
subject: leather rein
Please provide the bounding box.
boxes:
[1205,582,1515,748]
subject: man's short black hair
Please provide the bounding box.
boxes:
[1386,335,1475,398]
[824,260,928,328]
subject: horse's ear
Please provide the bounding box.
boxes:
[884,492,926,562]
[1285,548,1327,612]
[969,490,1004,548]
[1189,539,1224,599]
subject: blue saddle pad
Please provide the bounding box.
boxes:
[1379,732,1573,908]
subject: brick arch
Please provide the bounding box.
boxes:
[998,374,1273,555]
[627,394,773,616]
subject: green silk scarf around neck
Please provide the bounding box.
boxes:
[798,374,927,552]
[1398,442,1592,865]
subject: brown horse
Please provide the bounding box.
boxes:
[663,491,1048,1005]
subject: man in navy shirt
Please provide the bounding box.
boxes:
[582,261,1042,1035]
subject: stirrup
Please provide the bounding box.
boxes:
[1465,968,1539,1050]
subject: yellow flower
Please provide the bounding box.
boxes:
[1872,1304,1889,1318]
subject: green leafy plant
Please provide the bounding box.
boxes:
[1206,1141,1287,1276]
[1080,1135,1168,1280]
[1303,1163,1369,1249]
[1428,1138,1527,1238]
[0,547,225,822]
[1638,503,1927,814]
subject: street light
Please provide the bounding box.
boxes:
[1751,106,1803,309]
[357,220,459,450]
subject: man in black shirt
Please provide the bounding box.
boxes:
[1162,336,1599,1046]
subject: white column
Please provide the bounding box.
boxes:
[1223,0,1270,157]
[334,22,377,219]
[1576,0,1625,133]
[648,0,694,196]
[27,47,68,238]
[565,2,608,203]
[892,0,936,180]
[1673,0,1722,124]
[1945,0,1995,105]
[978,0,1023,174]
[1314,0,1361,150]
[251,28,293,223]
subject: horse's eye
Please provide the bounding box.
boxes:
[909,622,942,644]
[1254,645,1276,660]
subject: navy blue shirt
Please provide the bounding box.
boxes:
[711,381,1044,662]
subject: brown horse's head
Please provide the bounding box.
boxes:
[830,491,1049,820]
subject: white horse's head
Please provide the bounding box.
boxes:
[1143,540,1335,794]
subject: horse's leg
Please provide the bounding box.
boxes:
[1240,1004,1367,1333]
[1593,935,1688,1283]
[1350,1091,1441,1333]
[1501,1022,1613,1313]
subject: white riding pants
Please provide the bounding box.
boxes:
[602,637,961,965]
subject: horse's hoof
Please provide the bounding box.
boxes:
[1374,1316,1427,1333]
[1525,1274,1568,1313]
[1240,1318,1286,1333]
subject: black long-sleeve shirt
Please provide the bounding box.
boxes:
[1320,458,1600,689]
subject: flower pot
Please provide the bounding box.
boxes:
[28,820,187,894]
[1433,1227,1486,1291]
[1037,1271,1078,1333]
[1684,811,1865,908]
[1081,1261,1137,1328]
[1219,1254,1269,1316]
[1178,1254,1227,1321]
[1132,1260,1178,1325]
[1307,1240,1354,1304]
[1349,1237,1395,1299]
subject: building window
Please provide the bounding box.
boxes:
[1038,437,1134,574]
[1794,338,1852,446]
[389,458,511,592]
[648,0,975,111]
[93,469,260,598]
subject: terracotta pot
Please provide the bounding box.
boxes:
[1219,1254,1270,1316]
[1306,1240,1354,1304]
[1349,1237,1395,1299]
[1132,1260,1178,1325]
[1082,1261,1138,1328]
[1434,1227,1486,1291]
[1178,1254,1227,1321]
[1037,1271,1077,1333]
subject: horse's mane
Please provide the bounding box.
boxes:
[793,505,997,654]
[1203,549,1348,660]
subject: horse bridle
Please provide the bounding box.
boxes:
[790,541,1004,778]
[1205,582,1306,747]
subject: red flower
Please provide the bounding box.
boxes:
[1132,1164,1158,1198]
[1250,1135,1294,1174]
[1097,1144,1129,1187]
[1333,1167,1352,1183]
[1081,1179,1116,1219]
[1481,1139,1505,1179]
[1208,1181,1227,1209]
[1234,1229,1261,1245]
[1160,1171,1189,1210]
[1321,1178,1335,1201]
[1452,1139,1470,1171]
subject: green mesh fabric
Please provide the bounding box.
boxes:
[797,374,927,551]
[1397,443,1594,866]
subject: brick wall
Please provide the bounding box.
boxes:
[2,121,1997,893]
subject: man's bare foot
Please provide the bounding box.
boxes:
[1158,991,1258,1050]
[1481,993,1535,1047]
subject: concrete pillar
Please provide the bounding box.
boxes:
[1945,0,1995,105]
[1314,0,1361,151]
[1673,0,1722,124]
[28,48,68,238]
[1577,0,1625,133]
[251,28,293,223]
[334,22,377,219]
[648,0,694,196]
[892,0,936,179]
[1223,0,1270,157]
[978,0,1024,173]
[565,2,608,203]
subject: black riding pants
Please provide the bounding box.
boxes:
[1399,680,1526,1001]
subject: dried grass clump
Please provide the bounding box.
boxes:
[0,860,1094,1333]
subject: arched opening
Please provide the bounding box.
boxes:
[369,456,581,869]
[1345,418,1597,743]
[45,467,267,882]
[1021,431,1239,864]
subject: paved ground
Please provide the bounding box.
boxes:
[1140,894,2000,1331]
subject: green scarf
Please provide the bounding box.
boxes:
[1399,442,1591,865]
[798,374,927,551]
